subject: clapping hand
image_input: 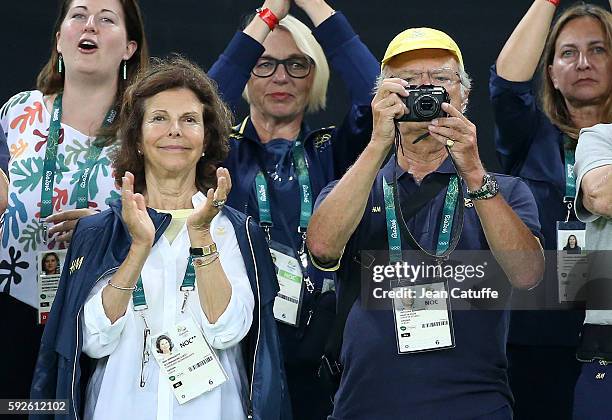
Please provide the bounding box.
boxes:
[187,167,232,236]
[121,171,155,248]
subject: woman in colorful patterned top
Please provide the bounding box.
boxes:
[0,0,148,401]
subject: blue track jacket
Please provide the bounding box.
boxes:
[29,200,290,420]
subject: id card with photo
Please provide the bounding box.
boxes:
[270,241,304,326]
[151,318,227,404]
[37,249,66,324]
[557,221,588,303]
[391,280,455,354]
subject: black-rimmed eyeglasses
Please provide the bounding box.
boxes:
[252,56,314,79]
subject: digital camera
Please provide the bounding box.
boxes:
[396,84,450,122]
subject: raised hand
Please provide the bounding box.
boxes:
[121,171,155,248]
[262,0,291,21]
[294,0,335,26]
[187,167,232,237]
[44,209,97,243]
[427,102,486,188]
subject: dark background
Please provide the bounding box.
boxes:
[2,0,609,170]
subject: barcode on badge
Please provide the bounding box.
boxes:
[188,355,213,372]
[278,293,299,304]
[421,320,449,328]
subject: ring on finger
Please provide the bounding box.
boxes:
[212,198,226,208]
[446,138,455,148]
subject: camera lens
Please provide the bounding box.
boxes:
[414,95,440,119]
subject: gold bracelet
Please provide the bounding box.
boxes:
[192,253,220,267]
[107,279,136,292]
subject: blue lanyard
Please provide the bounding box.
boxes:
[382,174,460,262]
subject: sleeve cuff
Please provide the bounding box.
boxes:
[223,32,266,69]
[83,287,128,346]
[489,64,534,95]
[308,248,343,272]
[200,287,251,349]
[312,12,355,53]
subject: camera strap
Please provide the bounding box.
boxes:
[391,130,465,261]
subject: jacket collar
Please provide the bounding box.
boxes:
[233,115,312,145]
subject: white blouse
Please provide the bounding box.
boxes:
[82,192,253,420]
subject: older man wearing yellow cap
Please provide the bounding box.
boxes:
[306,27,545,419]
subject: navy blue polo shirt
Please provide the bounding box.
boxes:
[489,65,584,346]
[317,156,542,419]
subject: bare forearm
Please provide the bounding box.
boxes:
[190,230,232,323]
[243,15,272,44]
[582,166,612,218]
[496,0,556,82]
[299,0,335,27]
[472,197,544,289]
[307,141,389,262]
[102,244,150,323]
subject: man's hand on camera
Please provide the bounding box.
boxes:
[427,102,486,189]
[371,78,410,150]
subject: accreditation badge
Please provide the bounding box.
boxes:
[270,241,304,326]
[390,280,455,354]
[151,318,227,404]
[556,221,588,303]
[37,249,66,324]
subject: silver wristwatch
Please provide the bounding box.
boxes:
[466,173,499,200]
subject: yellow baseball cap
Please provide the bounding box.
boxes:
[382,27,463,67]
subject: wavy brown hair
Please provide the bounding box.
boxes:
[36,0,148,135]
[113,55,232,194]
[539,3,612,143]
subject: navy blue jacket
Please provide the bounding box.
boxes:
[208,12,378,259]
[29,201,290,420]
[489,64,584,346]
[208,14,378,376]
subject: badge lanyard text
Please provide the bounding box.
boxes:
[255,139,314,292]
[40,94,116,240]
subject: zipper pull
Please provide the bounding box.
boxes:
[306,309,314,326]
[247,399,254,419]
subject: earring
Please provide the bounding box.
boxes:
[137,149,143,155]
[122,60,127,81]
[58,54,63,74]
[201,151,206,158]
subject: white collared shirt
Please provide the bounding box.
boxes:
[82,192,253,420]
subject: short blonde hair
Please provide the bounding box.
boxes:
[244,14,330,113]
